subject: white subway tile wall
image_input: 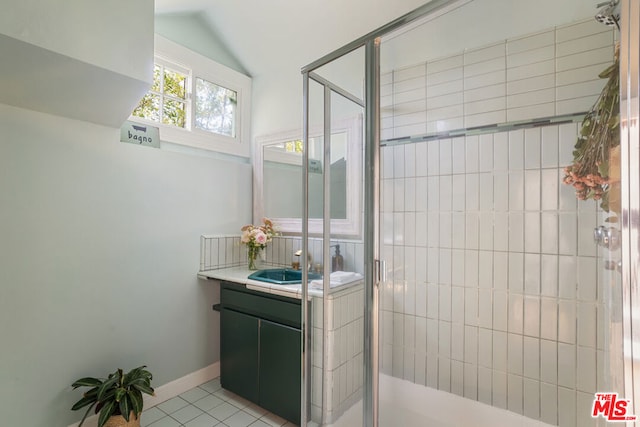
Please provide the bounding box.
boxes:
[311,285,365,423]
[379,18,613,427]
[381,120,602,426]
[381,19,614,141]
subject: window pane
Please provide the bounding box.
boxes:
[195,77,237,137]
[151,64,161,93]
[164,68,186,99]
[284,140,303,153]
[132,93,161,122]
[162,99,186,128]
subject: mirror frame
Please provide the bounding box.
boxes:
[253,114,363,237]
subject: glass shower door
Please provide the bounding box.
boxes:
[303,45,368,427]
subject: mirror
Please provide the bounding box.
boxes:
[253,114,362,236]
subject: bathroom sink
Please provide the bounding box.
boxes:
[248,268,321,285]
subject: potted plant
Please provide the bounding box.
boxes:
[71,365,154,427]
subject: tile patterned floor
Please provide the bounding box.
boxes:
[141,377,298,427]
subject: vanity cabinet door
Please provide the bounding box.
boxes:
[220,308,259,402]
[258,319,301,424]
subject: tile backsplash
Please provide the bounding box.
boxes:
[200,235,364,275]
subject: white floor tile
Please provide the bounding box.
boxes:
[172,404,205,424]
[193,394,225,412]
[181,386,211,403]
[242,403,269,418]
[208,401,241,421]
[157,396,190,414]
[184,413,220,427]
[224,410,258,427]
[141,407,166,427]
[259,412,288,426]
[199,379,222,394]
[149,417,182,427]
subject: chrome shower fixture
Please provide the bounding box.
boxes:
[595,0,620,29]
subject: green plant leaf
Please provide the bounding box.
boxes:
[71,394,98,411]
[119,397,131,421]
[96,376,118,401]
[72,377,103,389]
[76,402,96,427]
[599,63,617,78]
[115,387,126,403]
[129,390,143,416]
[97,400,116,427]
[132,382,154,396]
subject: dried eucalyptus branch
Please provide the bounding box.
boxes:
[563,44,620,212]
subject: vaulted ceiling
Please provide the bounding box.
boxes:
[154,0,430,77]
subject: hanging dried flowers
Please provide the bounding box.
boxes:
[562,44,620,213]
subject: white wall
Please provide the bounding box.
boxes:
[250,0,596,139]
[0,0,154,83]
[155,13,249,76]
[0,104,252,426]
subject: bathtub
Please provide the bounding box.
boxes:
[326,374,554,427]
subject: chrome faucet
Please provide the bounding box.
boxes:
[294,249,313,272]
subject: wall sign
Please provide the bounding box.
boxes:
[120,121,160,148]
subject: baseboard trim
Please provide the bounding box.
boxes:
[67,362,220,427]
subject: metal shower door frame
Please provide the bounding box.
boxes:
[300,1,466,426]
[619,0,640,421]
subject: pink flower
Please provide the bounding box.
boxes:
[253,229,267,245]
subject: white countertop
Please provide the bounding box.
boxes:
[197,266,362,299]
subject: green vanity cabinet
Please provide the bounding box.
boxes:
[258,319,301,423]
[220,308,260,403]
[219,283,302,424]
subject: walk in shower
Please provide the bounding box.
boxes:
[300,0,640,426]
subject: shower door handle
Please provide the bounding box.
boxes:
[375,259,386,285]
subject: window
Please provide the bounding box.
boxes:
[129,35,252,158]
[132,63,188,128]
[195,78,237,137]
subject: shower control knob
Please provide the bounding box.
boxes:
[593,226,620,251]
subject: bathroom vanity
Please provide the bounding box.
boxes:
[199,263,364,424]
[219,282,302,424]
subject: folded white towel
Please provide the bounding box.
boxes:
[310,271,363,289]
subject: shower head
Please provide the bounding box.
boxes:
[595,0,620,28]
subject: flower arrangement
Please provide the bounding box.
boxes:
[562,44,620,213]
[241,218,277,270]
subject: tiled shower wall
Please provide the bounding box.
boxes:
[380,124,604,427]
[381,19,615,140]
[379,18,614,427]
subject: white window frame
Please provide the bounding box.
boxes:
[129,35,252,158]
